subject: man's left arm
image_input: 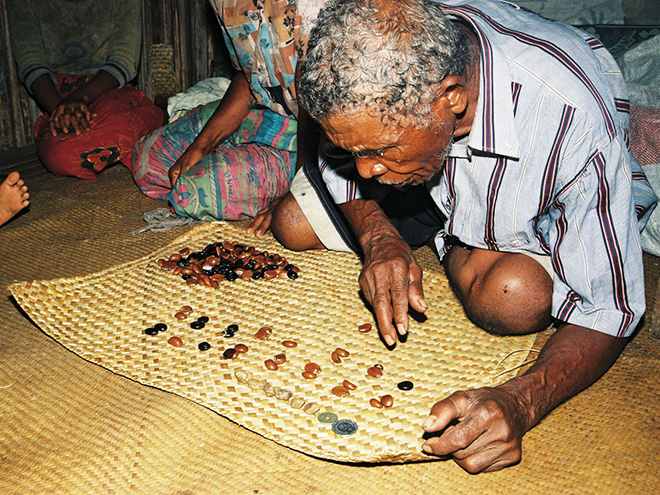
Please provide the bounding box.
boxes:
[422,323,627,473]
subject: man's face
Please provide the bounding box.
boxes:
[321,110,454,187]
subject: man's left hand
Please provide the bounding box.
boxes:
[421,386,528,473]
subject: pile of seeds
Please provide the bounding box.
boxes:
[157,241,300,286]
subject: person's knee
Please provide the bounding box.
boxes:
[445,248,553,335]
[271,193,323,251]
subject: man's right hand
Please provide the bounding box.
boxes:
[169,148,205,186]
[340,199,427,346]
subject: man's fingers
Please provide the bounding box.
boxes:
[390,277,410,336]
[371,288,396,345]
[408,265,427,314]
[423,394,467,433]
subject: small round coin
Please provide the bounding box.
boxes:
[317,412,338,424]
[332,419,358,436]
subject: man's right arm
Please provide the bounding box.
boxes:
[339,198,427,345]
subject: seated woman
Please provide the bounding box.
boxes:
[7,0,163,180]
[129,0,326,232]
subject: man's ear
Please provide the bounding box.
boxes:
[435,75,468,116]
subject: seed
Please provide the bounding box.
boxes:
[342,380,357,390]
[174,312,187,320]
[380,394,394,407]
[197,316,210,323]
[223,348,237,360]
[168,336,183,347]
[263,382,276,397]
[374,364,384,370]
[397,380,414,391]
[282,340,297,348]
[274,353,287,365]
[358,323,372,333]
[234,343,249,353]
[144,327,158,336]
[227,324,239,333]
[331,351,341,363]
[331,386,350,397]
[302,371,317,380]
[265,359,278,371]
[180,305,193,314]
[370,398,384,408]
[335,347,350,357]
[234,370,252,384]
[254,329,269,341]
[367,366,383,377]
[290,398,305,409]
[190,320,204,329]
[248,379,267,390]
[179,247,190,255]
[303,402,321,415]
[275,388,293,401]
[154,323,168,332]
[198,342,211,351]
[304,363,321,374]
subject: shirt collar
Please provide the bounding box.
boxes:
[443,6,520,160]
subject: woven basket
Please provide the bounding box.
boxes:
[10,221,535,463]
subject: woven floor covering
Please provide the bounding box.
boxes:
[1,166,659,494]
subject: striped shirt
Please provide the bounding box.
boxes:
[320,0,657,337]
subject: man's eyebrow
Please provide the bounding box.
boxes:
[350,148,387,158]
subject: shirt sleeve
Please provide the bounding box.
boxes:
[102,0,142,87]
[548,135,648,337]
[6,0,52,90]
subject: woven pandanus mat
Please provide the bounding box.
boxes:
[10,221,535,464]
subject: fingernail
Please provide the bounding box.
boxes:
[384,334,395,346]
[422,415,436,430]
[397,323,407,336]
[420,298,428,309]
[422,443,433,453]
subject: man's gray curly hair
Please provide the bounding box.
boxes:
[299,0,470,127]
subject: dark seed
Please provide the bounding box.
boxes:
[197,316,210,323]
[198,342,211,351]
[144,327,158,336]
[397,380,414,391]
[287,271,298,280]
[154,323,167,332]
[227,324,238,333]
[223,348,236,359]
[190,321,204,329]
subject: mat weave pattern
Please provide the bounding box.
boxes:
[11,221,535,463]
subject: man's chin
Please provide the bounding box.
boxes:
[376,176,424,188]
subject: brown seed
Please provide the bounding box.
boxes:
[180,305,193,314]
[234,343,249,353]
[370,398,384,408]
[302,371,317,380]
[265,359,278,371]
[304,363,321,374]
[282,340,297,348]
[185,278,198,286]
[335,347,350,357]
[274,353,287,365]
[374,364,384,370]
[254,329,270,341]
[174,311,187,320]
[331,351,342,363]
[169,253,181,262]
[342,380,357,390]
[380,394,394,407]
[263,269,278,280]
[223,348,237,360]
[331,386,350,397]
[259,326,273,335]
[168,336,183,347]
[179,247,190,255]
[173,266,183,275]
[367,366,383,378]
[358,323,372,333]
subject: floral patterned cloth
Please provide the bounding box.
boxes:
[130,101,297,220]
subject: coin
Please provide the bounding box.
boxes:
[317,412,338,424]
[332,419,358,436]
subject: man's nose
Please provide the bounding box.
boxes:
[356,157,388,179]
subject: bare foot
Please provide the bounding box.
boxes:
[0,171,30,226]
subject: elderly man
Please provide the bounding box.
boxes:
[270,0,657,473]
